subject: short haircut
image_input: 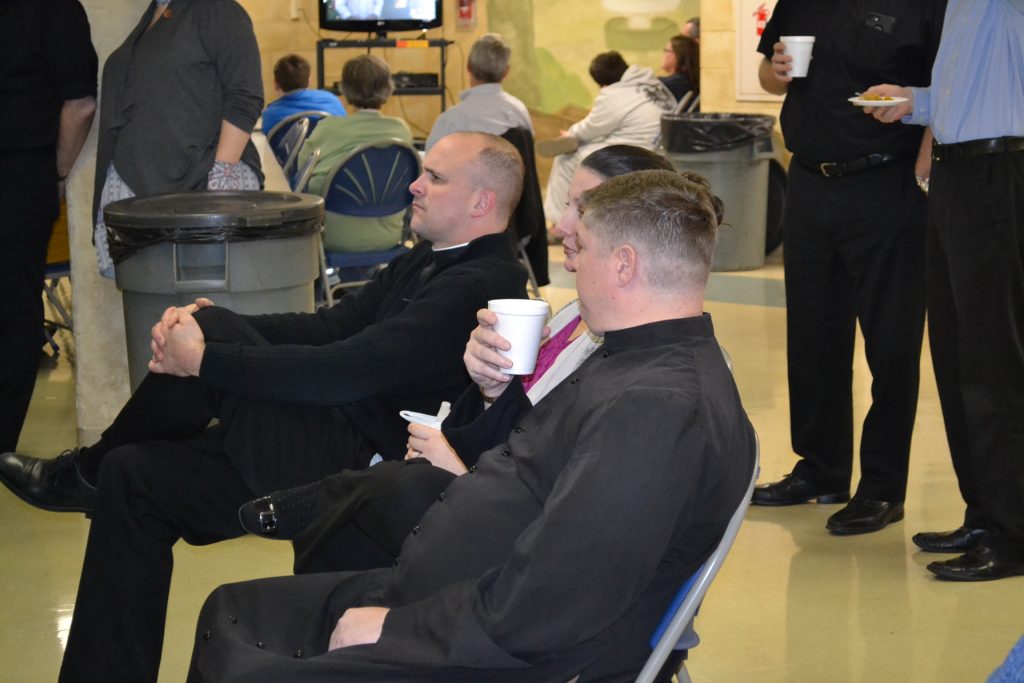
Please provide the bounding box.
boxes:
[684,17,701,40]
[580,145,674,180]
[468,33,511,83]
[275,54,311,92]
[668,34,700,93]
[589,51,629,87]
[581,170,722,290]
[341,54,394,109]
[453,132,524,224]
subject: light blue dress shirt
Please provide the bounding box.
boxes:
[906,0,1024,143]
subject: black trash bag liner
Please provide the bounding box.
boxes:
[661,113,776,153]
[104,191,324,264]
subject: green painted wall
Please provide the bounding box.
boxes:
[488,0,699,114]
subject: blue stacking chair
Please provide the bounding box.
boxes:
[42,261,73,357]
[291,147,320,192]
[634,433,760,683]
[318,138,421,306]
[264,109,333,157]
[274,117,310,183]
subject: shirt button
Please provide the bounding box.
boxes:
[602,351,611,358]
[501,449,511,457]
[513,426,524,433]
[469,465,477,473]
[294,649,303,658]
[438,490,447,501]
[257,641,265,649]
[411,525,420,535]
[570,377,579,384]
[228,616,238,624]
[393,558,400,567]
[202,631,211,641]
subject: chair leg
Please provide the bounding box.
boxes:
[318,237,334,309]
[43,278,73,330]
[517,243,541,298]
[676,662,693,683]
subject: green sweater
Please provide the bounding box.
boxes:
[299,109,413,252]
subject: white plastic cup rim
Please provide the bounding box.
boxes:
[487,298,551,315]
[780,35,815,43]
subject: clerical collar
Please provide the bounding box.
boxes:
[432,242,470,252]
[601,314,714,353]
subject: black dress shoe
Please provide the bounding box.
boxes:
[826,497,904,535]
[0,449,96,513]
[751,473,850,506]
[238,479,322,539]
[912,526,987,553]
[927,545,1024,581]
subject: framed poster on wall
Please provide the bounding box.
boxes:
[734,0,784,102]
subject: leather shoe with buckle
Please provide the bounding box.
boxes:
[826,497,904,535]
[751,473,850,506]
[912,526,987,553]
[927,545,1024,582]
[238,479,321,539]
[0,449,96,513]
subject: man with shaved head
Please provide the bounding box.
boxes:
[0,132,527,683]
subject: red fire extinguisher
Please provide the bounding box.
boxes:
[457,0,477,29]
[753,3,769,36]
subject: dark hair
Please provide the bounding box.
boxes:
[581,145,674,179]
[684,17,700,40]
[468,33,511,83]
[341,55,394,110]
[588,51,629,87]
[581,169,723,289]
[274,54,311,92]
[668,34,700,94]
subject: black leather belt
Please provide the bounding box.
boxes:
[932,136,1024,162]
[797,152,906,178]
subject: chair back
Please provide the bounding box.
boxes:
[265,109,334,152]
[322,139,421,218]
[292,147,320,192]
[634,433,760,683]
[277,118,310,181]
[500,127,549,293]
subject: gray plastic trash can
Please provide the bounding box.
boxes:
[104,191,324,389]
[662,113,776,271]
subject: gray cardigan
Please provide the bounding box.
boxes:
[93,0,263,220]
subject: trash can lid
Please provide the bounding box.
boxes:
[661,113,776,154]
[104,191,324,231]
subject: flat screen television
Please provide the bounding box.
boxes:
[319,0,443,35]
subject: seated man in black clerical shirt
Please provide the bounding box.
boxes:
[0,131,527,683]
[186,169,757,683]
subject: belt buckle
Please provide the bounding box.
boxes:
[819,162,838,178]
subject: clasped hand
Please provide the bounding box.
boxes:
[328,607,389,651]
[148,297,214,377]
[463,308,550,402]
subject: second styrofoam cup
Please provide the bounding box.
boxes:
[781,36,815,77]
[488,298,550,375]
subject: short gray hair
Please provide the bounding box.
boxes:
[468,34,511,83]
[341,54,394,109]
[581,170,721,290]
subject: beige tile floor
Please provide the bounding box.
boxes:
[4,247,1022,682]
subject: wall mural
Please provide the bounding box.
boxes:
[488,0,700,115]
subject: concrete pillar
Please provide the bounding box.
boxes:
[70,1,150,444]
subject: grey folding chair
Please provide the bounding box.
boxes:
[634,432,760,683]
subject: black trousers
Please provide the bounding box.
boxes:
[0,153,57,453]
[60,307,374,683]
[784,160,926,502]
[927,149,1024,558]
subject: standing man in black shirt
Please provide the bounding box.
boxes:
[750,2,946,534]
[0,0,97,454]
[0,131,528,683]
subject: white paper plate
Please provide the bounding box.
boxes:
[848,96,908,108]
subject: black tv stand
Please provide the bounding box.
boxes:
[316,37,454,111]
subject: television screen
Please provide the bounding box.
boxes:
[320,0,443,34]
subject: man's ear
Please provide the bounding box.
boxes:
[471,189,497,218]
[614,245,637,286]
